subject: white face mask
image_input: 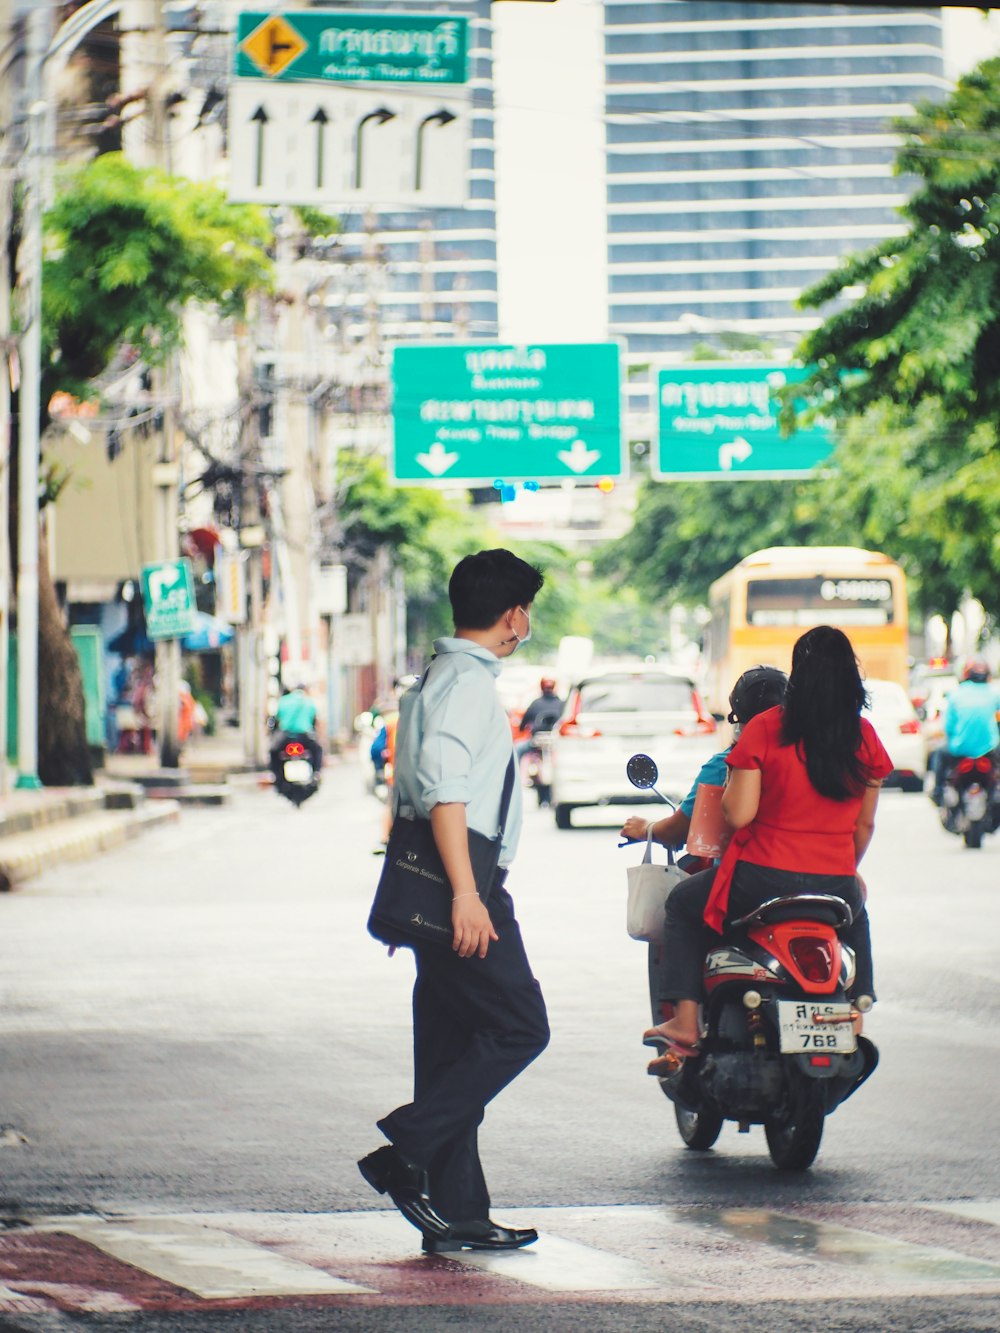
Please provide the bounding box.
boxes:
[499,606,531,652]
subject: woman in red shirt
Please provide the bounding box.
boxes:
[646,625,893,1057]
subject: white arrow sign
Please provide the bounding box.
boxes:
[557,440,602,474]
[415,442,460,476]
[719,437,753,471]
[228,80,470,208]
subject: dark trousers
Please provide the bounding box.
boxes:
[378,880,550,1225]
[661,862,874,1004]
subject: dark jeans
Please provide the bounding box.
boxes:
[661,862,874,1004]
[378,878,550,1225]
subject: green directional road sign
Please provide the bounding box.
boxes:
[140,560,198,641]
[655,364,834,480]
[235,11,468,84]
[391,343,624,485]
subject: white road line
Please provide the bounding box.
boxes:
[169,1210,666,1293]
[693,1207,1000,1284]
[30,1217,374,1299]
[22,1204,1000,1300]
[444,1233,665,1292]
[923,1199,1000,1228]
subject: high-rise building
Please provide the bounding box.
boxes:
[603,1,949,422]
[327,0,499,346]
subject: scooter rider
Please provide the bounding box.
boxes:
[514,677,563,760]
[930,657,1000,804]
[270,680,323,780]
[622,665,788,860]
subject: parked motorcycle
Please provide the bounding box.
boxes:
[274,734,319,808]
[625,753,878,1171]
[938,753,1000,849]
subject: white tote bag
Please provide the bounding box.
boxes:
[626,829,687,942]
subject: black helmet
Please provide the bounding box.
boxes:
[727,665,788,726]
[963,656,990,684]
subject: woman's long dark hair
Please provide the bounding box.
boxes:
[780,625,871,800]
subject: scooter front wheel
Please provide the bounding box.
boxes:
[675,1104,723,1151]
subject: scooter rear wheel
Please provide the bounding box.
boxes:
[675,1104,723,1151]
[764,1083,824,1171]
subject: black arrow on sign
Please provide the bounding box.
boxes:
[251,104,269,188]
[354,107,395,190]
[415,109,457,192]
[311,107,329,190]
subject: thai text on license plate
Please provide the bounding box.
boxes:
[777,1000,857,1054]
[283,759,313,783]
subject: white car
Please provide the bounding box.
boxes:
[864,678,928,792]
[548,669,718,829]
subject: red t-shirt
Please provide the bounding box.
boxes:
[725,705,893,876]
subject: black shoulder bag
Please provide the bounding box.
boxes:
[367,663,516,947]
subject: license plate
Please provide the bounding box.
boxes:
[777,1000,857,1054]
[965,787,988,821]
[283,759,312,782]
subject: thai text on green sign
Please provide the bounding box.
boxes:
[654,363,834,480]
[391,343,624,484]
[141,560,197,641]
[235,11,469,84]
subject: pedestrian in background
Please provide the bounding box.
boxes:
[359,548,550,1254]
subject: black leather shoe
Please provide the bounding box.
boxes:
[357,1145,448,1237]
[422,1220,539,1254]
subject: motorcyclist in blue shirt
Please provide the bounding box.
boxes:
[270,681,322,780]
[930,657,1000,804]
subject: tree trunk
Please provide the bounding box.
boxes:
[36,521,93,787]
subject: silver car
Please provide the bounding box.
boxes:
[548,670,718,829]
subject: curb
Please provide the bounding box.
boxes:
[0,802,181,890]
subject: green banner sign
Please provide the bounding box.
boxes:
[391,343,624,485]
[235,11,468,84]
[140,560,197,641]
[655,364,834,480]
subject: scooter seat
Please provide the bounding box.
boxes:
[730,893,853,930]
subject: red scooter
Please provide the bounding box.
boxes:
[627,754,878,1171]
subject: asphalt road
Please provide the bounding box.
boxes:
[0,756,997,1330]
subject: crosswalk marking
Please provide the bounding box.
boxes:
[31,1216,371,1299]
[7,1202,999,1311]
[696,1207,1000,1284]
[419,1234,662,1292]
[923,1199,1000,1228]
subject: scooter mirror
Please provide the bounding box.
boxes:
[626,753,659,790]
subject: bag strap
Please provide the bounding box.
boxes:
[643,826,676,867]
[498,755,516,836]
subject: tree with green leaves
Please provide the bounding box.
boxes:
[11,154,273,784]
[791,57,1000,621]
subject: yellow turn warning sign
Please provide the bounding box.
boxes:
[239,15,307,78]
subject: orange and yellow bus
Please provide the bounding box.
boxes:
[703,547,909,716]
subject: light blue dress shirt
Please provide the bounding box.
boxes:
[394,638,523,866]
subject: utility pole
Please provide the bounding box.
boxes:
[148,1,182,768]
[11,0,123,789]
[0,0,13,793]
[14,2,49,790]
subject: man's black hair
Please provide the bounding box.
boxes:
[449,549,544,630]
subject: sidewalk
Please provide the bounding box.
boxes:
[103,725,265,787]
[0,730,253,888]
